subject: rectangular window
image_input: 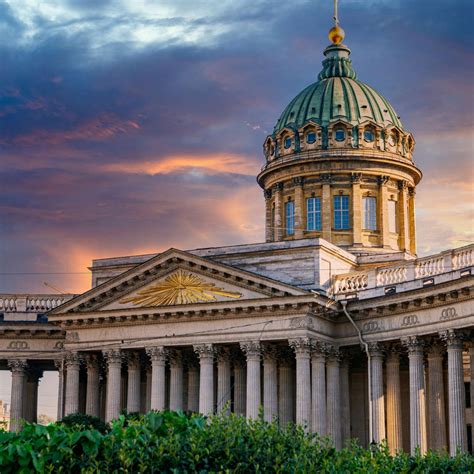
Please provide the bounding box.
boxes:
[285,201,295,235]
[388,200,397,233]
[333,195,350,230]
[307,197,322,231]
[363,196,377,230]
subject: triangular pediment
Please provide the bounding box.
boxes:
[49,248,308,314]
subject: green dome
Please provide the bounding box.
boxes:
[274,44,403,134]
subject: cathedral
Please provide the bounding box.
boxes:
[1,12,473,457]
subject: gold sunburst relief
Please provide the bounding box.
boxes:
[120,270,242,307]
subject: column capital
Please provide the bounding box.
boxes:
[126,351,141,369]
[377,175,390,186]
[320,173,332,184]
[194,343,215,361]
[350,172,363,183]
[292,176,305,186]
[103,349,123,367]
[54,358,65,371]
[367,342,385,358]
[397,179,408,190]
[216,346,231,363]
[386,345,402,363]
[311,339,330,356]
[426,341,445,358]
[264,188,272,199]
[272,182,284,192]
[84,353,101,370]
[401,335,425,354]
[65,351,81,369]
[168,349,183,367]
[289,337,312,356]
[439,329,467,349]
[325,344,342,363]
[240,341,261,360]
[8,359,27,374]
[262,343,279,361]
[146,346,168,363]
[408,187,416,197]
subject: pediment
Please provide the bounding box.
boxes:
[49,248,307,314]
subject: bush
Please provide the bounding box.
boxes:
[0,411,472,473]
[60,413,109,434]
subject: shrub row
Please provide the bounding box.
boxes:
[0,411,472,473]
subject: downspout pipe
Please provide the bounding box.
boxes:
[340,300,373,446]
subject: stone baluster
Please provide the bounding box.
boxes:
[217,347,231,414]
[311,341,327,436]
[168,350,183,411]
[326,347,342,449]
[54,358,65,421]
[233,354,247,416]
[146,347,168,411]
[84,354,101,418]
[290,338,312,431]
[103,349,123,422]
[64,352,81,416]
[263,344,278,422]
[126,352,141,413]
[440,330,467,455]
[194,344,215,415]
[368,342,386,443]
[8,359,27,431]
[278,347,294,426]
[401,336,427,454]
[386,348,403,454]
[240,341,262,419]
[426,343,447,451]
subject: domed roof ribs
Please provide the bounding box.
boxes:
[339,78,356,122]
[378,92,403,129]
[321,78,336,125]
[302,82,321,125]
[344,79,361,122]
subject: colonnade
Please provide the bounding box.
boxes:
[6,331,473,457]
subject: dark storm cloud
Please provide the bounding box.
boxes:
[0,0,473,293]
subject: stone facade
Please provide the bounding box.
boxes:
[0,14,473,458]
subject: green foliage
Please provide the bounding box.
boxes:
[60,413,109,434]
[0,411,472,473]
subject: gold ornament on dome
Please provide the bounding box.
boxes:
[120,270,242,307]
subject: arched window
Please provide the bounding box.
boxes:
[284,137,292,149]
[334,195,350,230]
[306,132,317,144]
[364,129,375,142]
[363,196,377,230]
[307,197,321,231]
[335,128,346,141]
[285,200,295,235]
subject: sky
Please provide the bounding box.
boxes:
[1,0,474,296]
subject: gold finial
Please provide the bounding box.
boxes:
[328,0,345,44]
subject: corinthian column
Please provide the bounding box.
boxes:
[340,356,351,444]
[85,354,101,418]
[186,358,199,413]
[401,336,427,454]
[290,338,312,430]
[273,183,283,241]
[54,358,65,421]
[326,347,342,449]
[146,347,168,411]
[194,344,215,415]
[126,352,141,413]
[426,343,447,451]
[103,349,123,422]
[293,177,304,239]
[240,341,262,419]
[64,352,81,416]
[470,344,474,415]
[386,348,403,454]
[278,347,294,426]
[8,359,27,431]
[216,347,231,414]
[233,355,246,416]
[368,343,386,443]
[311,342,326,436]
[168,350,183,411]
[263,345,278,422]
[440,330,467,455]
